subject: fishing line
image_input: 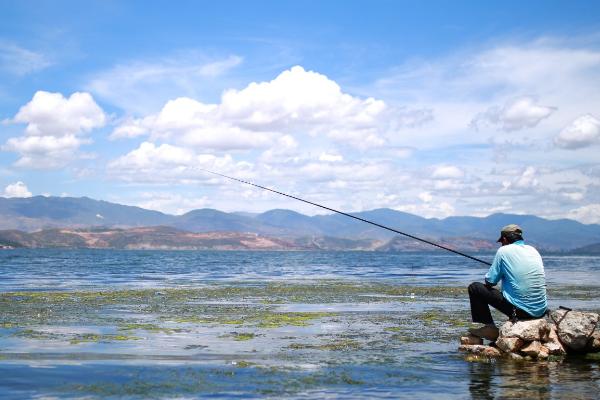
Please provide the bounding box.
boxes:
[198,168,492,266]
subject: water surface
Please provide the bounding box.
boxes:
[1,250,599,399]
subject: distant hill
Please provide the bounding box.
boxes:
[0,227,304,250]
[1,196,600,251]
[0,196,172,231]
[568,242,600,254]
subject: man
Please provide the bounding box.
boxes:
[468,224,547,341]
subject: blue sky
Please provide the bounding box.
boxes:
[1,1,600,222]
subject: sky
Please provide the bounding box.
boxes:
[1,1,600,223]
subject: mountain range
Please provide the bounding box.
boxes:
[1,196,600,252]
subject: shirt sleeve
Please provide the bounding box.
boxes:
[485,251,503,285]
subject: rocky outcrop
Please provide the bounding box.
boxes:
[460,311,599,360]
[549,309,599,352]
[499,319,550,342]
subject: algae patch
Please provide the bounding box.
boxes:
[288,338,361,351]
[232,332,256,341]
[70,333,142,345]
[254,312,335,328]
[118,323,182,334]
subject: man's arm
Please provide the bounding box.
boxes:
[484,251,503,287]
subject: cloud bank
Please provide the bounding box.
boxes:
[3,91,106,168]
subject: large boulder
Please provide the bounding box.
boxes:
[499,318,550,341]
[549,310,599,352]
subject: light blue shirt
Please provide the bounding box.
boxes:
[485,240,547,317]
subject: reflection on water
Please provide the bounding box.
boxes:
[468,357,600,400]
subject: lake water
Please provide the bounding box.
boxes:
[1,249,599,399]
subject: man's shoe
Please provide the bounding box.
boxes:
[468,325,499,341]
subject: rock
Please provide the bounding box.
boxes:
[538,345,549,359]
[459,344,501,358]
[499,319,550,341]
[496,336,524,353]
[586,332,600,353]
[459,344,488,354]
[521,340,542,357]
[461,335,483,345]
[550,309,599,351]
[545,326,567,356]
[507,352,524,360]
[545,339,567,356]
[482,346,502,357]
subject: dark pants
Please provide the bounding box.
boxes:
[468,282,536,325]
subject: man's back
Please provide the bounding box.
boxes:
[486,240,547,317]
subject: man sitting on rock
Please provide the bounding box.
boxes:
[468,224,547,341]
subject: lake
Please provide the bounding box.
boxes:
[1,249,599,399]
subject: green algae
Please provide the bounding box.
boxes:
[254,312,336,328]
[12,328,142,344]
[3,281,597,374]
[585,352,600,361]
[70,333,142,345]
[340,372,364,385]
[2,282,597,330]
[415,309,470,328]
[118,323,182,334]
[170,316,244,325]
[232,332,256,341]
[14,329,62,340]
[288,338,361,351]
[384,326,402,332]
[390,333,429,343]
[234,360,256,367]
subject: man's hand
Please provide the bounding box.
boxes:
[484,280,495,289]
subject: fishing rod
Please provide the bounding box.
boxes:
[198,168,492,266]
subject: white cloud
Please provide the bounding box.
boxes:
[501,166,539,191]
[3,181,32,198]
[109,118,149,139]
[567,204,600,224]
[0,41,52,76]
[107,142,252,183]
[220,66,385,130]
[297,161,390,183]
[111,97,275,150]
[395,201,456,219]
[472,97,555,131]
[3,91,105,169]
[431,165,464,179]
[259,135,300,163]
[12,91,106,136]
[3,135,89,169]
[318,152,343,162]
[373,39,600,149]
[111,66,432,150]
[418,192,433,203]
[554,114,600,149]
